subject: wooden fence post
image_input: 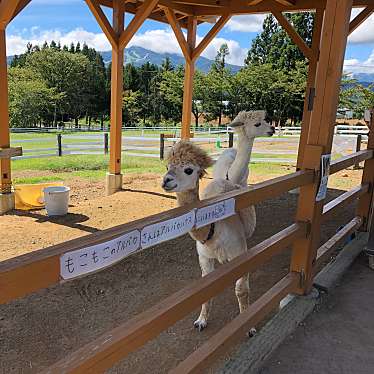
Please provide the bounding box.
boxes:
[57,134,62,156]
[229,132,234,148]
[357,110,374,232]
[354,134,362,169]
[160,133,165,160]
[104,133,109,155]
[290,0,353,294]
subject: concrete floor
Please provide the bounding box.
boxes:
[261,254,374,374]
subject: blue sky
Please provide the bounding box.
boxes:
[6,0,374,74]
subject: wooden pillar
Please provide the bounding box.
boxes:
[106,0,124,195]
[109,0,124,175]
[296,7,324,169]
[357,110,374,231]
[0,29,11,195]
[290,0,353,294]
[181,17,197,140]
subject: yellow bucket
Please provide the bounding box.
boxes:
[14,182,64,210]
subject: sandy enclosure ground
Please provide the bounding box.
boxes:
[0,167,365,373]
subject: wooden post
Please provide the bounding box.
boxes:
[229,132,234,148]
[357,110,374,232]
[57,134,62,156]
[104,0,125,195]
[104,132,109,155]
[160,133,165,160]
[0,29,11,195]
[290,0,353,294]
[354,134,362,169]
[109,0,124,176]
[296,7,324,169]
[181,16,197,140]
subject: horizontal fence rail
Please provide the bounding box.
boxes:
[322,184,370,221]
[42,224,305,374]
[315,216,363,269]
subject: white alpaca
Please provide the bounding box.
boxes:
[162,111,274,330]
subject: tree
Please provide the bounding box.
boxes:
[246,12,314,70]
[123,90,142,126]
[8,67,60,127]
[25,48,90,126]
[204,44,232,126]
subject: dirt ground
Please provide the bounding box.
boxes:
[261,254,374,374]
[0,168,364,373]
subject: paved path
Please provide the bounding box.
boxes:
[260,254,374,374]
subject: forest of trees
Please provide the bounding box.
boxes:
[8,12,374,129]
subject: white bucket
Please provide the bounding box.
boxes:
[43,186,70,216]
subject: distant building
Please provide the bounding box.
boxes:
[337,108,353,119]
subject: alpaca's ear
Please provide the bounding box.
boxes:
[198,169,207,179]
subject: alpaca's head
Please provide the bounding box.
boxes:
[162,141,213,193]
[230,110,274,138]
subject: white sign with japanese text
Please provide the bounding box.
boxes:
[195,198,236,229]
[60,230,141,280]
[316,154,331,202]
[140,210,195,249]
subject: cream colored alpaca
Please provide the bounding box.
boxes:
[162,111,274,330]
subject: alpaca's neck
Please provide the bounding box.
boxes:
[176,186,200,206]
[176,184,212,243]
[228,136,255,185]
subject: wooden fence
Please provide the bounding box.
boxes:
[0,136,373,372]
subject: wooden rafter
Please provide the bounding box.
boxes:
[85,0,118,48]
[10,0,31,23]
[349,6,374,35]
[0,0,22,28]
[275,0,296,6]
[192,13,231,60]
[272,10,314,61]
[119,0,160,49]
[163,7,191,60]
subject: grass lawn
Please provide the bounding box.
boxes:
[10,131,298,185]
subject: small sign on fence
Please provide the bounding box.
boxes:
[60,229,140,280]
[195,198,236,229]
[140,211,195,249]
[59,199,238,280]
[316,154,331,202]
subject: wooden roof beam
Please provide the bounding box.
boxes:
[275,0,297,6]
[85,0,119,48]
[119,0,160,49]
[272,9,315,61]
[173,0,230,6]
[192,13,231,60]
[0,0,23,29]
[163,6,191,60]
[10,0,31,23]
[349,5,374,35]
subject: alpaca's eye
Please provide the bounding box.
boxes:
[184,168,194,175]
[255,122,261,127]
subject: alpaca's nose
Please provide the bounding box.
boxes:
[162,175,175,190]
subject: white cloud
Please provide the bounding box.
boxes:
[226,15,266,33]
[7,27,248,66]
[348,8,374,44]
[344,49,374,74]
[6,28,110,55]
